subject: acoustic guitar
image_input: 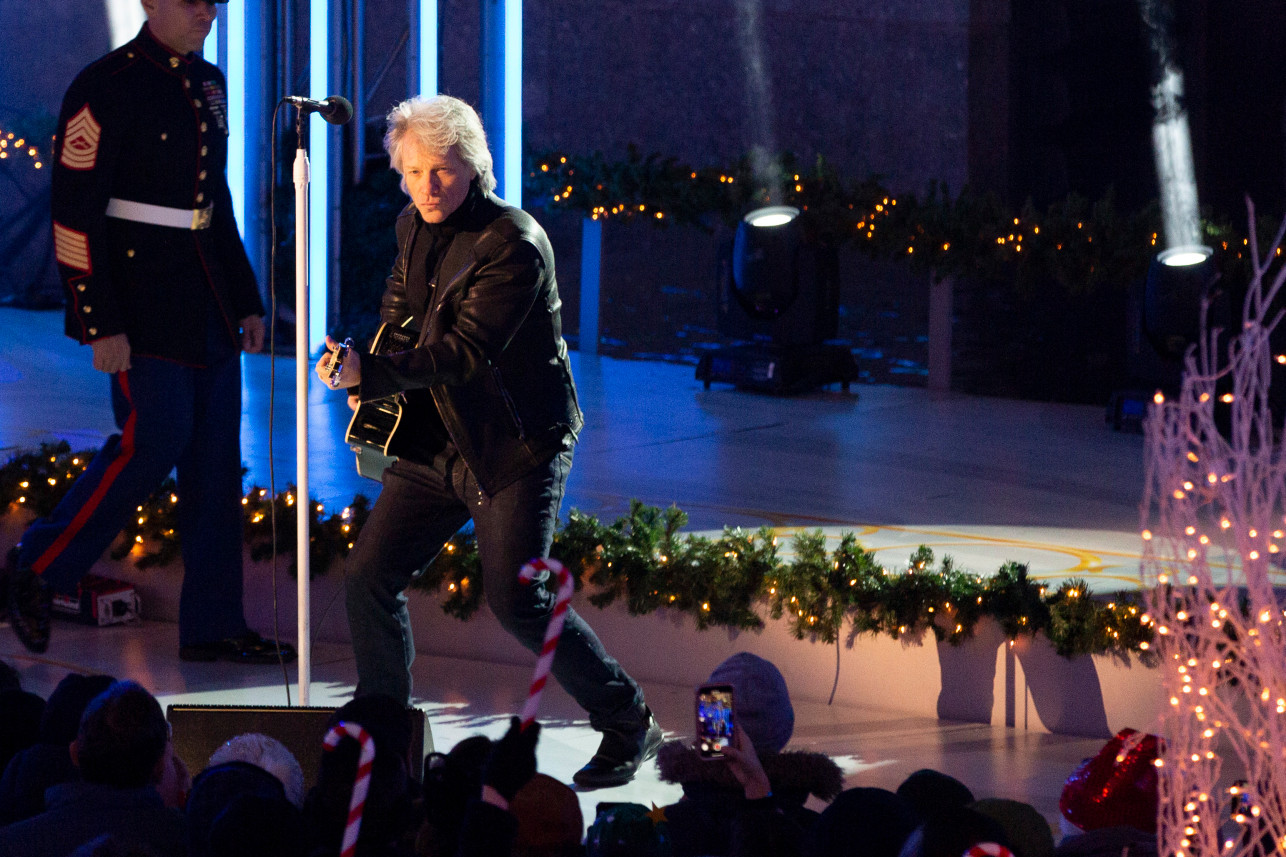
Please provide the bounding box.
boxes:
[328,319,420,480]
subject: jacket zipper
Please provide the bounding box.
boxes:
[492,367,526,440]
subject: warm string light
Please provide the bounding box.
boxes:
[1142,210,1286,857]
[0,127,49,170]
[526,150,1167,282]
[6,444,1153,657]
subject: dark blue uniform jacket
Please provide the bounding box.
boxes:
[50,24,263,366]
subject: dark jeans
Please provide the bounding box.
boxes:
[18,354,248,645]
[344,445,644,726]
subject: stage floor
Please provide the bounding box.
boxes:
[0,306,1149,832]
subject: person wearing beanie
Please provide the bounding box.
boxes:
[207,732,306,807]
[585,802,673,857]
[419,715,545,854]
[509,773,583,857]
[897,805,1012,857]
[969,798,1055,857]
[895,769,975,823]
[207,792,307,857]
[0,673,116,824]
[304,696,419,857]
[655,653,843,857]
[805,787,919,857]
[419,734,495,857]
[185,761,297,857]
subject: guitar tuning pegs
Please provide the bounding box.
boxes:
[327,338,354,388]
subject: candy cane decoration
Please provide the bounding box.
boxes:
[517,557,574,729]
[963,844,1015,857]
[323,721,375,857]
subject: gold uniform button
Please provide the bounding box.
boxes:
[82,306,92,314]
[200,122,208,132]
[183,79,191,89]
[196,193,204,203]
[193,99,202,108]
[88,327,98,336]
[161,132,168,141]
[126,249,135,258]
[200,146,208,155]
[126,52,134,59]
[77,284,86,292]
[199,170,207,180]
[169,57,179,69]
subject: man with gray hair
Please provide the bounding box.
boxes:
[316,95,661,788]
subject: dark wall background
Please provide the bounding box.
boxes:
[8,0,1286,384]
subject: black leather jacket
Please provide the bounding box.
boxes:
[357,188,583,495]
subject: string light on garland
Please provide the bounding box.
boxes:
[524,147,1286,298]
[0,455,1159,659]
[0,128,49,170]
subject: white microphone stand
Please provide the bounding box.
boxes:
[291,109,313,706]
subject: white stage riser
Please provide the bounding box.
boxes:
[56,539,1161,741]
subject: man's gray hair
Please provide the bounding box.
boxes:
[384,95,496,194]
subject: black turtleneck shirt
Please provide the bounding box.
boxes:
[384,182,485,465]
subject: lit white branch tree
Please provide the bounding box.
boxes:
[1142,206,1286,857]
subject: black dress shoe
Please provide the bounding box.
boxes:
[179,630,297,664]
[5,548,52,654]
[573,705,663,789]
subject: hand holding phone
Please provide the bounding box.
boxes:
[696,683,735,759]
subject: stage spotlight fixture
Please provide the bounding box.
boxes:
[697,205,856,394]
[743,205,799,228]
[1112,244,1218,430]
[731,205,802,320]
[1157,244,1213,268]
[1144,244,1216,361]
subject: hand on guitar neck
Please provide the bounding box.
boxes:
[317,335,361,389]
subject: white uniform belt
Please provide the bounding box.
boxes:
[105,198,213,230]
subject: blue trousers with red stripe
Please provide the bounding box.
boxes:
[16,354,249,646]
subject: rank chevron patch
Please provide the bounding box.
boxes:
[53,221,91,272]
[60,105,102,171]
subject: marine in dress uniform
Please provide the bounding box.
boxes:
[3,0,294,664]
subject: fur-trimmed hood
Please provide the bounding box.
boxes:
[656,739,844,803]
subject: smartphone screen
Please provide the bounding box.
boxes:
[696,683,734,758]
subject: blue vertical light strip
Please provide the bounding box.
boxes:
[308,0,329,349]
[419,0,437,96]
[503,0,521,208]
[204,17,219,63]
[225,0,246,234]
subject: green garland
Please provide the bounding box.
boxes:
[3,442,1156,660]
[524,147,1274,294]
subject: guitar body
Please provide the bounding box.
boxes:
[345,320,420,481]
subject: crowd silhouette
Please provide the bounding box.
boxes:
[0,654,1159,857]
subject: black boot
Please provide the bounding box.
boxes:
[5,548,52,654]
[573,705,663,789]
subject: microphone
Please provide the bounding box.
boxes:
[284,95,354,125]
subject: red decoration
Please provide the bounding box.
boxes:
[1059,728,1162,833]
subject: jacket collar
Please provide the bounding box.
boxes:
[135,23,194,73]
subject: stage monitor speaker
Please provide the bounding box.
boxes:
[167,704,433,787]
